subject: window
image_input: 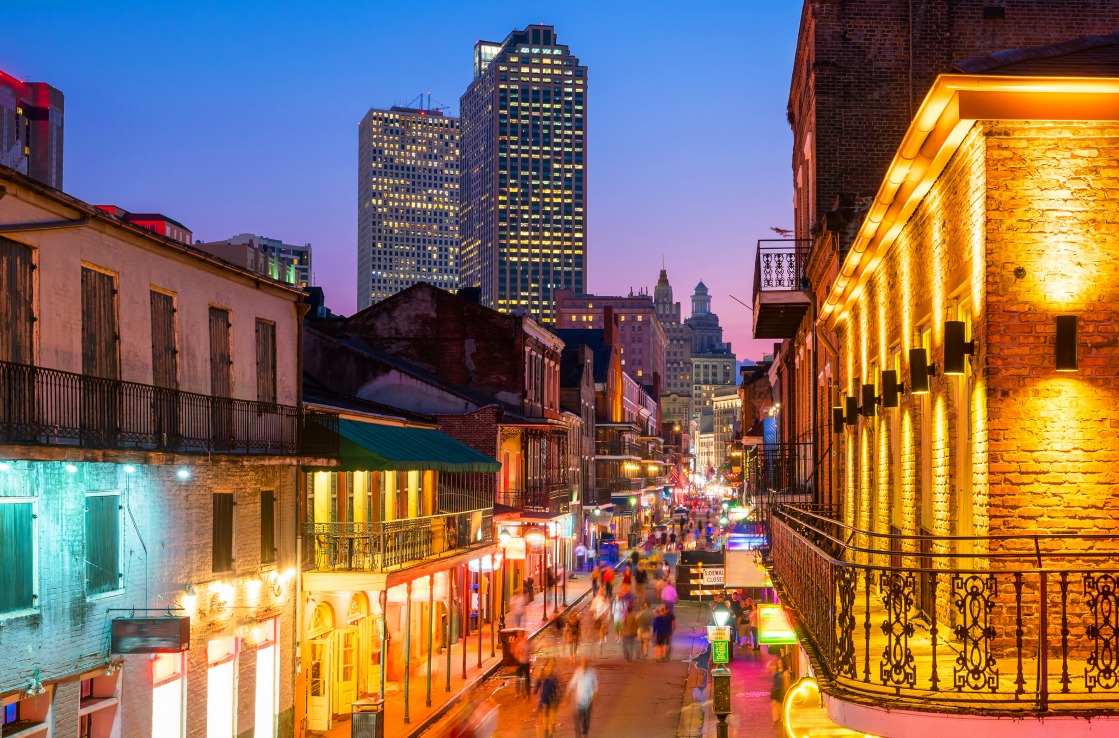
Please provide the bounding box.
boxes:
[255,320,277,404]
[0,498,35,614]
[260,491,276,565]
[207,637,239,738]
[86,492,122,596]
[0,237,35,364]
[254,619,278,738]
[213,493,235,573]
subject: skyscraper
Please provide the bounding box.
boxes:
[358,105,459,310]
[460,24,587,324]
[0,69,64,189]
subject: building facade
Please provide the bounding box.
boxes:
[554,289,667,385]
[358,106,459,309]
[767,33,1119,737]
[0,165,324,738]
[0,69,63,190]
[459,24,587,323]
[197,233,313,288]
[96,206,193,245]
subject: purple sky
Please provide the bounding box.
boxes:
[4,1,799,361]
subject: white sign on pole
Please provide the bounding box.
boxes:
[701,567,725,586]
[706,626,732,642]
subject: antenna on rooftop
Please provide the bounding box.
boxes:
[405,91,450,113]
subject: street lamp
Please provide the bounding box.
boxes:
[710,600,733,738]
[711,600,733,627]
[498,529,510,629]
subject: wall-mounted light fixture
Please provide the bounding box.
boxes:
[1056,315,1078,372]
[881,370,902,408]
[860,384,877,417]
[908,347,937,395]
[832,406,845,434]
[943,320,977,375]
[844,396,858,426]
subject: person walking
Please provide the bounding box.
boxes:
[590,589,610,649]
[602,564,615,599]
[770,655,792,725]
[590,564,601,598]
[611,590,629,644]
[652,606,674,662]
[634,562,648,607]
[570,659,598,738]
[514,632,532,697]
[749,600,761,651]
[564,608,582,663]
[637,602,655,660]
[534,659,561,737]
[621,606,639,661]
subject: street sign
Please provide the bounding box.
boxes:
[706,626,732,642]
[711,639,730,664]
[700,567,725,586]
[758,604,798,645]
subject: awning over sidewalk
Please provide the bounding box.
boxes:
[324,419,500,473]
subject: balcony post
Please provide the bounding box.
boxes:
[461,564,468,679]
[1039,571,1049,711]
[426,573,434,707]
[404,578,412,724]
[477,562,483,669]
[379,589,388,702]
[489,554,497,658]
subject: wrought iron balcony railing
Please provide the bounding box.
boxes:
[304,509,494,572]
[594,440,642,458]
[770,505,1119,714]
[752,239,811,295]
[746,442,816,495]
[0,359,339,456]
[496,483,569,514]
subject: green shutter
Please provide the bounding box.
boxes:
[0,502,34,612]
[85,495,121,595]
[213,493,234,572]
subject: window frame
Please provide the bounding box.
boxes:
[260,490,277,566]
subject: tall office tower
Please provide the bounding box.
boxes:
[0,69,64,189]
[358,106,459,310]
[460,24,587,324]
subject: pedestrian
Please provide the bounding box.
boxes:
[564,608,582,662]
[770,655,792,725]
[612,590,629,643]
[740,598,755,648]
[570,659,598,738]
[661,579,678,612]
[637,601,655,659]
[590,564,601,598]
[514,632,532,697]
[749,600,761,651]
[621,606,639,661]
[652,606,674,662]
[590,589,610,646]
[534,659,561,737]
[575,542,587,571]
[602,564,615,599]
[634,562,648,607]
[510,590,526,628]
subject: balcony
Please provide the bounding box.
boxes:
[304,509,494,572]
[594,440,642,458]
[770,506,1119,723]
[752,239,812,339]
[0,359,338,456]
[496,483,570,515]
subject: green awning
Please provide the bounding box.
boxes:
[332,419,500,473]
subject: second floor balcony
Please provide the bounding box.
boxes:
[0,359,338,456]
[770,505,1119,722]
[752,239,811,339]
[305,509,494,573]
[496,482,570,515]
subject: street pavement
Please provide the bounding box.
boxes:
[421,580,699,738]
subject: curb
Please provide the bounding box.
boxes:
[404,586,594,738]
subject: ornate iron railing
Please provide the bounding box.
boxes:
[771,505,1119,713]
[496,483,570,514]
[594,440,642,457]
[753,239,811,295]
[747,442,815,495]
[0,359,338,455]
[304,509,494,572]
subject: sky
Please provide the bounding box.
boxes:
[4,0,800,361]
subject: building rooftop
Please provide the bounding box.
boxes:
[953,32,1119,76]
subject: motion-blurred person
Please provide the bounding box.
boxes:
[570,659,598,738]
[534,659,561,737]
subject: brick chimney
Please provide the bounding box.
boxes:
[604,306,616,348]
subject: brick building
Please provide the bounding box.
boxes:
[767,36,1119,735]
[554,288,667,387]
[0,164,324,738]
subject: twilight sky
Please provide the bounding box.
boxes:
[4,1,799,361]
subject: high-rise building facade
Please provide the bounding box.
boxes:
[0,69,63,190]
[358,106,459,309]
[554,289,665,385]
[460,24,587,323]
[197,233,313,287]
[653,269,692,397]
[686,281,736,415]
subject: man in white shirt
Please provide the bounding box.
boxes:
[569,658,598,738]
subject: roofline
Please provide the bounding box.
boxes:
[0,165,306,299]
[821,73,1119,331]
[302,401,436,429]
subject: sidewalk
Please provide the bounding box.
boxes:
[314,574,595,738]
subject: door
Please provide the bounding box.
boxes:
[81,266,120,446]
[334,628,358,713]
[306,638,333,731]
[0,237,35,442]
[150,290,181,448]
[208,307,233,450]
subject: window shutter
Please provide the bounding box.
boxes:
[85,495,121,595]
[212,493,234,572]
[0,503,34,612]
[261,490,276,564]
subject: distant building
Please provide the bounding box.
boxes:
[0,69,63,189]
[685,281,736,416]
[196,233,312,287]
[358,106,459,309]
[460,24,587,323]
[554,289,666,385]
[653,269,693,448]
[96,205,192,244]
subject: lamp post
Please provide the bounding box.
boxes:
[710,601,733,738]
[498,529,510,630]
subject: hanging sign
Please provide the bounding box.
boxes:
[504,538,527,560]
[758,604,798,645]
